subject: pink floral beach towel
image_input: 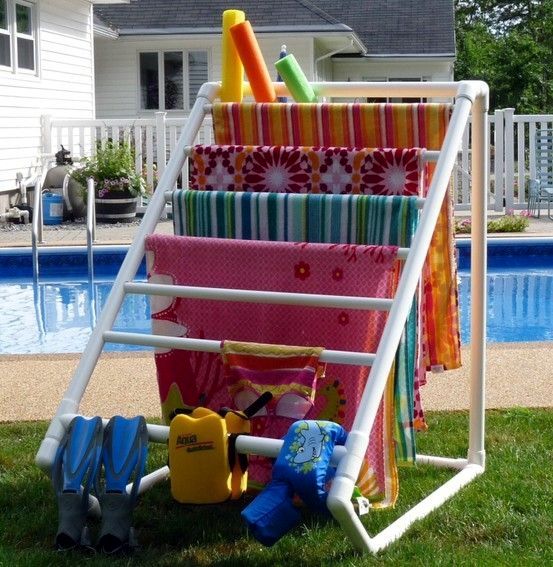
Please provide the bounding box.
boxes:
[146,234,400,505]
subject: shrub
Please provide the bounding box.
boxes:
[454,210,530,234]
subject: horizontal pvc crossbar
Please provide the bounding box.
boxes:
[56,412,475,502]
[58,414,466,472]
[124,282,395,311]
[103,331,377,366]
[361,465,484,554]
[415,454,468,470]
[164,191,427,212]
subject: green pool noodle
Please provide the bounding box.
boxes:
[274,54,317,103]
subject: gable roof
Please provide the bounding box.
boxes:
[94,0,455,57]
[318,0,455,57]
[94,0,347,34]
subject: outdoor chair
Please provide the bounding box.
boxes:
[528,129,553,219]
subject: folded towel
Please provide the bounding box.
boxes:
[222,341,324,486]
[190,145,423,196]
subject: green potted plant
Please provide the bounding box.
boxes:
[70,141,148,223]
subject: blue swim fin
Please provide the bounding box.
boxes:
[97,415,148,554]
[51,415,103,550]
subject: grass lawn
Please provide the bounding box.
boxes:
[1,408,552,566]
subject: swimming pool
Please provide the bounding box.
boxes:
[1,238,552,354]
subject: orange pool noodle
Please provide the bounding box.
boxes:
[230,21,276,103]
[220,10,245,102]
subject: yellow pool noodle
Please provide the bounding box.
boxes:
[220,10,245,102]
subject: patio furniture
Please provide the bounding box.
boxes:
[528,129,553,219]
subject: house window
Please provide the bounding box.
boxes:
[0,0,36,71]
[139,50,208,111]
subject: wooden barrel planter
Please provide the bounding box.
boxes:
[95,190,138,224]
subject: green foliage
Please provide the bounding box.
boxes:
[1,409,553,565]
[455,211,530,234]
[70,141,148,198]
[455,0,553,112]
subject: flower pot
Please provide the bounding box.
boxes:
[95,190,138,224]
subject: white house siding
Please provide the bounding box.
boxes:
[0,0,95,194]
[94,34,315,119]
[331,57,454,101]
[313,40,333,82]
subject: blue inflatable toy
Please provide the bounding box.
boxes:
[242,420,348,546]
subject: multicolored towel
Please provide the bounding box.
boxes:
[146,234,399,505]
[212,103,447,149]
[173,190,418,246]
[190,145,423,196]
[222,341,325,483]
[173,189,420,462]
[211,102,461,371]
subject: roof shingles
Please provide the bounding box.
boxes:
[94,0,455,56]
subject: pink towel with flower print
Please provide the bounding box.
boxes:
[189,145,423,196]
[146,234,399,505]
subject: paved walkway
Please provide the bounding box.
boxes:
[1,213,553,248]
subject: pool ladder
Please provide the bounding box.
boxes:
[31,176,96,279]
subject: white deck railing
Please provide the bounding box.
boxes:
[40,108,552,213]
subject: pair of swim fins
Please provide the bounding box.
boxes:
[51,414,148,554]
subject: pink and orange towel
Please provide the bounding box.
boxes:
[190,145,423,196]
[212,102,449,149]
[210,102,461,371]
[146,233,399,506]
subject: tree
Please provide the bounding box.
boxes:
[455,1,553,112]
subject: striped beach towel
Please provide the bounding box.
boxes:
[211,102,461,372]
[173,190,418,246]
[172,189,419,463]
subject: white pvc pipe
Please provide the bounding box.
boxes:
[124,282,395,311]
[364,465,484,553]
[86,178,95,277]
[246,81,461,99]
[36,82,220,472]
[326,81,485,549]
[468,84,489,468]
[130,466,170,495]
[235,435,347,466]
[415,454,468,470]
[57,413,471,474]
[103,330,377,367]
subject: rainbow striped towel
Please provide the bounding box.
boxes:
[173,190,417,246]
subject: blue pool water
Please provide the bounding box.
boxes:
[1,239,552,354]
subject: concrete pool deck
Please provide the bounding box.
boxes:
[1,342,551,422]
[1,212,553,248]
[0,215,552,421]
